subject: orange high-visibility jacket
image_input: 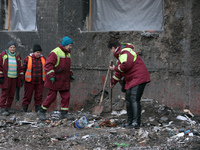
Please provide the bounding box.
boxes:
[25,56,46,82]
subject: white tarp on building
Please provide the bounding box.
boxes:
[10,0,37,31]
[91,0,164,31]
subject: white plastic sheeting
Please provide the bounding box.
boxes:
[10,0,37,31]
[91,0,164,31]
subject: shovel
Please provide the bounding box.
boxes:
[92,61,111,115]
[110,60,113,112]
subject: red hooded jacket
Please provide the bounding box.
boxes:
[112,43,150,89]
[44,45,73,90]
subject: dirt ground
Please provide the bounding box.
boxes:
[0,100,200,150]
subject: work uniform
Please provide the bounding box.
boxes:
[112,43,151,127]
[0,50,24,109]
[41,44,73,111]
[22,53,46,108]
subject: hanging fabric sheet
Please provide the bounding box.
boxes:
[91,0,164,31]
[10,0,37,31]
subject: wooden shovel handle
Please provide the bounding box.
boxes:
[110,60,113,111]
[99,60,112,106]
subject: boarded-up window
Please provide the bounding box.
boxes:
[89,0,164,31]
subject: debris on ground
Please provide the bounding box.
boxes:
[0,100,200,149]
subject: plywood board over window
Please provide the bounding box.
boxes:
[88,0,164,32]
[3,0,37,31]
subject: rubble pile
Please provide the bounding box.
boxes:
[0,100,200,149]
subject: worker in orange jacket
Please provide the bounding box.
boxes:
[22,44,46,112]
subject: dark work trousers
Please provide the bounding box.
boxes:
[22,82,44,106]
[0,77,17,108]
[125,82,147,126]
[42,89,70,111]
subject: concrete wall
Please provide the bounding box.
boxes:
[0,0,60,111]
[0,0,200,114]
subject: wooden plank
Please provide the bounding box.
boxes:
[7,0,11,30]
[88,0,92,31]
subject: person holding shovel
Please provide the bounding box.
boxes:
[37,36,74,121]
[0,41,24,116]
[22,44,46,113]
[108,39,151,128]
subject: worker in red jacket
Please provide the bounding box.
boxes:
[108,39,151,128]
[0,41,24,116]
[37,36,74,120]
[22,44,46,112]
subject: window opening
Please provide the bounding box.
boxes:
[86,0,164,32]
[1,0,37,31]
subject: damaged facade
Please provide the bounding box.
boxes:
[0,0,200,116]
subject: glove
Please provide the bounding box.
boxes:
[0,77,4,84]
[50,78,55,83]
[119,78,126,93]
[70,75,75,82]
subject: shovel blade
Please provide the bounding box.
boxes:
[92,105,104,116]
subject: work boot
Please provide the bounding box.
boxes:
[130,92,141,129]
[124,120,133,127]
[37,107,47,121]
[60,111,74,120]
[124,108,133,127]
[1,108,9,116]
[123,91,133,128]
[35,105,41,113]
[22,105,28,112]
[5,108,15,114]
[131,122,140,129]
[123,86,141,129]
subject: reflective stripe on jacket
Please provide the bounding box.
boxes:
[46,47,71,75]
[0,50,24,89]
[112,43,151,89]
[25,56,46,82]
[44,45,73,90]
